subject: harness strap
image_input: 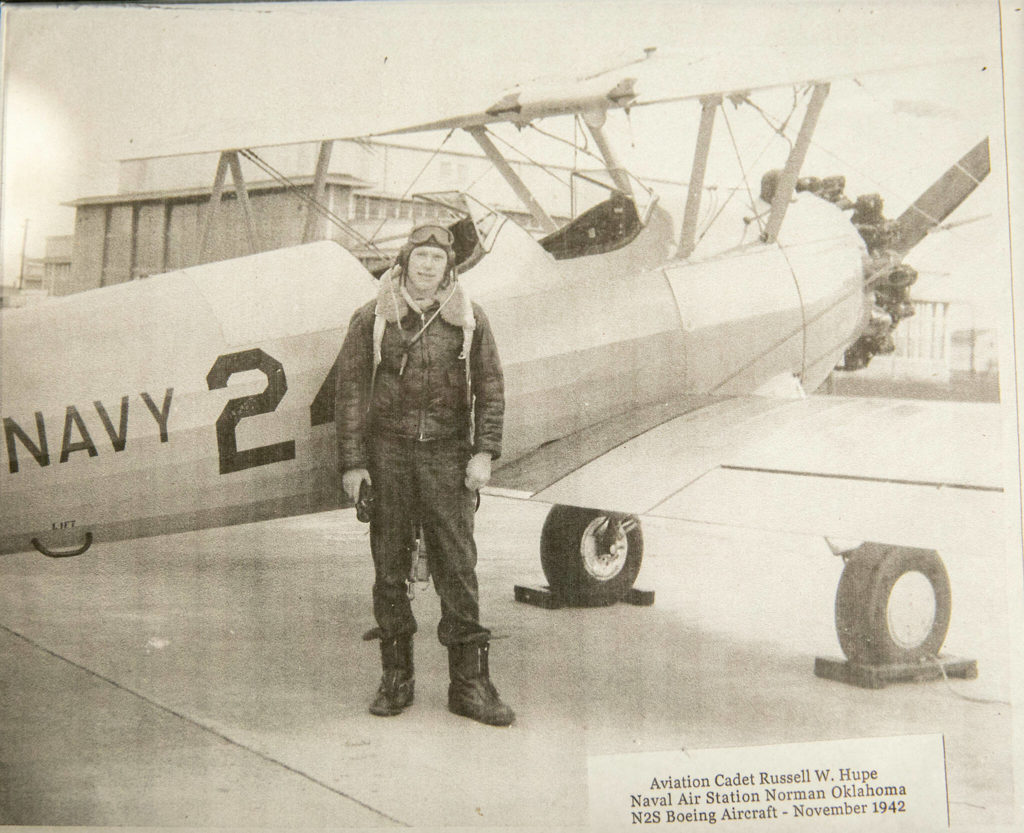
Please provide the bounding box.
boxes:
[370,282,477,424]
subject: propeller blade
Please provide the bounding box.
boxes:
[889,137,990,257]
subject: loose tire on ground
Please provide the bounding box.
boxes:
[835,543,952,665]
[540,505,643,605]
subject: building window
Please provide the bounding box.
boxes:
[354,195,387,220]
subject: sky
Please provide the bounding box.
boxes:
[1,0,1019,321]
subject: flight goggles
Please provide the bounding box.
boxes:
[407,224,454,248]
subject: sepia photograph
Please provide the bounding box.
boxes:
[1,1,1022,830]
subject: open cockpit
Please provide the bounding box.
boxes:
[380,187,654,281]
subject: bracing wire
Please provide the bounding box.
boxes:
[800,75,983,234]
[805,138,979,233]
[695,90,802,245]
[527,113,659,207]
[366,129,456,243]
[484,127,574,190]
[696,123,780,244]
[739,88,800,153]
[239,148,388,259]
[464,161,498,194]
[721,103,764,236]
[733,80,981,249]
[527,121,606,168]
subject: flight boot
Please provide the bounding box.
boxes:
[447,642,515,726]
[369,635,414,716]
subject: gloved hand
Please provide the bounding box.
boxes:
[342,468,371,503]
[464,453,492,491]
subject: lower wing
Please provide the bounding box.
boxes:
[491,393,1005,551]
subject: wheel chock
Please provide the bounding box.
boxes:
[513,584,654,609]
[813,654,977,689]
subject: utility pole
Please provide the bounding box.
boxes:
[18,219,29,290]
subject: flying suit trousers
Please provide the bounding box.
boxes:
[368,434,491,647]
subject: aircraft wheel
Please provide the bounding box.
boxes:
[540,505,643,604]
[835,543,951,665]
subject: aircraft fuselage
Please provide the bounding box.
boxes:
[0,193,867,555]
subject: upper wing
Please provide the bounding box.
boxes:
[122,44,981,160]
[376,45,982,136]
[490,394,1005,552]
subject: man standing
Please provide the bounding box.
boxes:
[335,224,514,727]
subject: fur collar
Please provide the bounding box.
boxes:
[374,270,474,329]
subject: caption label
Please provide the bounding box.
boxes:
[588,734,947,830]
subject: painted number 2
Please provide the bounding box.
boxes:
[206,349,297,475]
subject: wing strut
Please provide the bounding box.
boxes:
[677,95,721,258]
[583,115,634,196]
[227,152,260,254]
[466,126,558,233]
[199,150,262,262]
[761,82,830,243]
[303,140,334,243]
[198,152,230,264]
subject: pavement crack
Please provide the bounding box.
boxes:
[0,625,409,827]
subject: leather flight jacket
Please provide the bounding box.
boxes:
[335,296,505,472]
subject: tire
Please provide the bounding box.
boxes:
[540,505,643,605]
[835,543,951,665]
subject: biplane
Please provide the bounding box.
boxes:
[0,47,1002,677]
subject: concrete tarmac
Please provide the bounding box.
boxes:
[0,496,1018,829]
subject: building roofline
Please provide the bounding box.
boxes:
[64,173,372,207]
